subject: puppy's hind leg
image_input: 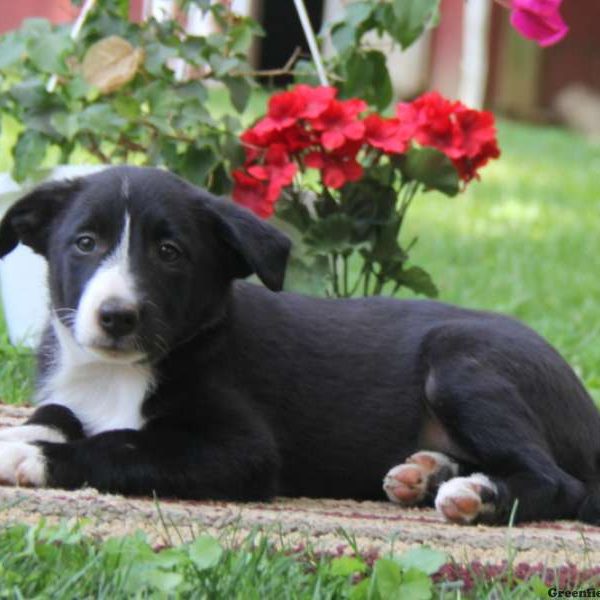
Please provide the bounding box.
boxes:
[425,357,587,524]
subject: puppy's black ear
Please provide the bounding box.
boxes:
[202,194,291,291]
[0,178,81,258]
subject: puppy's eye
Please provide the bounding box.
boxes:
[158,241,182,263]
[75,234,96,253]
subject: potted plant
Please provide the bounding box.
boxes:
[231,85,500,298]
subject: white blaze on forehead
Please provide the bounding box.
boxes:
[74,211,137,347]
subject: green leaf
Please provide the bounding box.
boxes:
[179,145,219,187]
[293,59,320,86]
[386,0,441,49]
[394,546,447,576]
[65,76,92,100]
[12,130,49,182]
[341,180,397,231]
[78,104,126,135]
[229,21,261,54]
[374,558,403,600]
[0,33,26,69]
[330,556,368,577]
[144,42,178,76]
[344,1,375,27]
[114,0,130,20]
[283,253,330,297]
[342,51,392,111]
[28,32,73,75]
[51,112,80,139]
[331,23,356,55]
[402,147,460,196]
[349,578,371,600]
[209,54,241,77]
[144,570,183,592]
[20,18,52,37]
[391,266,438,298]
[275,196,313,233]
[9,80,47,110]
[223,76,251,113]
[177,80,208,102]
[304,214,356,255]
[188,535,223,570]
[370,217,403,262]
[397,568,433,600]
[113,95,141,120]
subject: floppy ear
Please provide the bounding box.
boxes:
[201,193,291,292]
[0,178,82,258]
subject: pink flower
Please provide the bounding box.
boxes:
[507,0,569,47]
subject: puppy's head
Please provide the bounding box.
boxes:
[0,166,290,363]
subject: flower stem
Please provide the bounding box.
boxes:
[330,252,340,297]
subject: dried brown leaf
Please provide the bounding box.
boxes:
[82,35,144,94]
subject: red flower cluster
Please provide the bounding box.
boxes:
[396,92,500,183]
[232,86,500,217]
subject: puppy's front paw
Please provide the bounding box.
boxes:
[0,424,65,444]
[0,442,46,487]
[434,474,497,524]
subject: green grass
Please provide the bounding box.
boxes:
[1,518,592,599]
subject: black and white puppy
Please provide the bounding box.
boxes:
[0,165,598,526]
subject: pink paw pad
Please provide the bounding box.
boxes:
[383,451,457,506]
[435,474,497,524]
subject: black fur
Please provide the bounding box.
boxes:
[1,166,599,524]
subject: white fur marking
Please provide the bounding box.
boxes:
[0,441,46,486]
[435,473,497,523]
[0,424,65,444]
[38,319,153,436]
[121,175,130,200]
[74,212,137,348]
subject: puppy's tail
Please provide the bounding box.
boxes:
[578,482,600,525]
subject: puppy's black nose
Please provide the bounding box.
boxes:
[98,299,139,338]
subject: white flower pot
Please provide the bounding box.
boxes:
[0,165,105,347]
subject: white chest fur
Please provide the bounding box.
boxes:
[37,320,153,436]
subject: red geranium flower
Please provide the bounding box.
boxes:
[294,84,337,119]
[253,89,306,135]
[397,92,464,159]
[363,114,411,154]
[231,170,274,218]
[454,107,498,158]
[396,91,500,181]
[240,126,275,162]
[310,98,367,151]
[305,141,363,189]
[247,144,298,200]
[453,139,501,182]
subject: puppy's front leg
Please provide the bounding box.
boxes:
[35,422,280,500]
[0,404,84,486]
